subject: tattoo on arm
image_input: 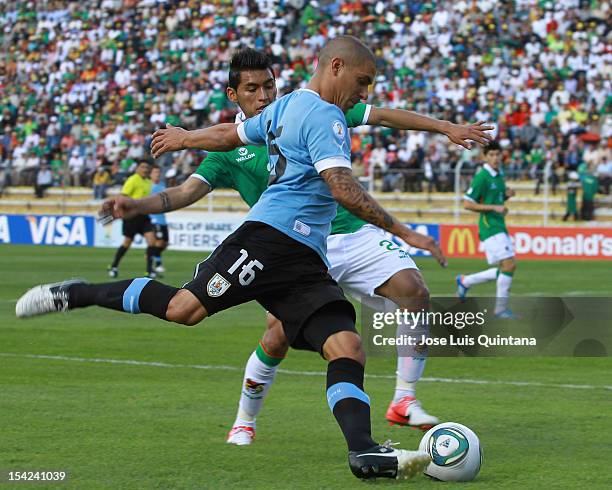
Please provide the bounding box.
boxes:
[321,167,396,232]
[159,191,172,212]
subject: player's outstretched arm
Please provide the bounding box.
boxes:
[367,108,493,150]
[321,167,447,266]
[98,177,211,223]
[150,123,243,158]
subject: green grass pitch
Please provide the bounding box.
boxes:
[1,245,611,489]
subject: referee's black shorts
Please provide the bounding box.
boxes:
[122,215,153,239]
[183,221,356,354]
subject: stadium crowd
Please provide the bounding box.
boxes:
[0,0,610,199]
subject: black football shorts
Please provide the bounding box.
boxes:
[122,215,153,239]
[183,221,356,353]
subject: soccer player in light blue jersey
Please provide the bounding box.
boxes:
[149,165,169,275]
[17,36,433,480]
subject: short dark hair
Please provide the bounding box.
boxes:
[483,140,501,154]
[228,48,274,90]
[318,35,376,69]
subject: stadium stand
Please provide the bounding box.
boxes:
[0,0,610,223]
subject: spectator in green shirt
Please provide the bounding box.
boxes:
[580,171,599,220]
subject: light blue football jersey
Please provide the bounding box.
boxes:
[150,182,167,225]
[239,89,352,265]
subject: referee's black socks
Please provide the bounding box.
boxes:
[68,279,179,320]
[111,245,128,268]
[326,357,377,451]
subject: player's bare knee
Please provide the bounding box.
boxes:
[376,269,429,309]
[393,271,430,310]
[166,290,207,326]
[407,281,430,304]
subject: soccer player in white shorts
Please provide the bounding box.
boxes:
[456,141,519,319]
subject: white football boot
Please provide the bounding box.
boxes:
[226,425,255,446]
[16,279,86,318]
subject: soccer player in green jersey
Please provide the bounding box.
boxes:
[456,141,519,319]
[115,48,491,443]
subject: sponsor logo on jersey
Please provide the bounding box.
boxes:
[235,147,256,163]
[207,273,231,297]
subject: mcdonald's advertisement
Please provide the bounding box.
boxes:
[440,225,612,260]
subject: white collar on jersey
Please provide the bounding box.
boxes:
[235,111,246,124]
[483,163,498,177]
[296,88,321,97]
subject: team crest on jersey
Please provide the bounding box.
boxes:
[332,120,345,141]
[207,273,231,297]
[238,147,248,156]
[244,378,266,397]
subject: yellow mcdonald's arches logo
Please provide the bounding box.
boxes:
[448,227,476,255]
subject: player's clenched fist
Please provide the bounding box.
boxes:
[150,123,188,158]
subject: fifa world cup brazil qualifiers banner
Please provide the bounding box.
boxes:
[93,212,247,251]
[0,214,94,246]
[440,224,612,260]
[94,214,441,254]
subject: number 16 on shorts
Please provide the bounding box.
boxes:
[228,249,264,286]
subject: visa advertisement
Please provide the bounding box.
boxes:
[0,214,94,247]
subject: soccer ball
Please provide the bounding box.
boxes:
[418,422,482,481]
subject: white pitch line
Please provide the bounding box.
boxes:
[1,352,611,391]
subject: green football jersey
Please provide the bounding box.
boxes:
[193,103,371,235]
[464,164,508,241]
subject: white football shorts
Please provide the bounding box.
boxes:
[482,232,515,265]
[326,224,418,300]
